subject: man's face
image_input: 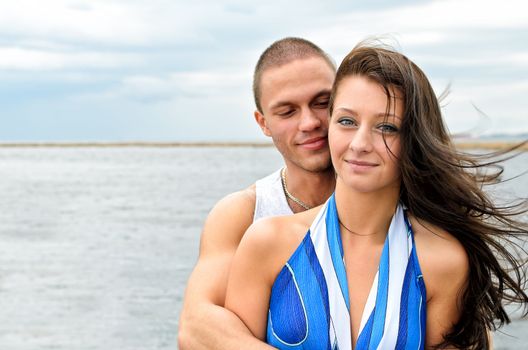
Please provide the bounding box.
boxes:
[255,57,335,173]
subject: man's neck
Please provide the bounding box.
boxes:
[282,164,335,212]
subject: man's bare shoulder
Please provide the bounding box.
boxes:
[199,185,256,254]
[213,184,256,212]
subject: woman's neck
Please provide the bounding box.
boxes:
[334,179,400,243]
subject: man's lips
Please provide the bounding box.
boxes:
[298,137,327,150]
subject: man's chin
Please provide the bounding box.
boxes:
[299,159,333,174]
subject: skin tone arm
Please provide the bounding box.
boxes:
[225,213,311,339]
[411,217,471,349]
[224,217,290,339]
[178,188,275,350]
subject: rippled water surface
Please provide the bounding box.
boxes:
[0,147,526,349]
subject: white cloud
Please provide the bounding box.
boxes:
[0,47,142,70]
[308,0,527,58]
[168,71,250,92]
[413,52,528,68]
[438,80,528,134]
[0,1,141,44]
[401,0,527,29]
[128,69,249,99]
[0,0,260,47]
[0,0,526,140]
[70,68,252,103]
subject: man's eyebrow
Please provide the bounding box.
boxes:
[270,89,332,110]
[311,90,331,101]
[269,101,294,110]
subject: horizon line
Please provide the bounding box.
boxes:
[0,141,274,148]
[0,140,525,150]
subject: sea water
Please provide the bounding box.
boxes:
[0,146,525,349]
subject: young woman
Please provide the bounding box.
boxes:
[225,43,528,349]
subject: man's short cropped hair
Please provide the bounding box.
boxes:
[253,37,335,113]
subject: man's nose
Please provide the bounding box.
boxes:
[298,107,322,132]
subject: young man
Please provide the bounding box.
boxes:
[178,37,336,349]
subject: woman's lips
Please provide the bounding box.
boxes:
[345,159,378,171]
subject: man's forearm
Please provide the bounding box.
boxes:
[178,303,275,350]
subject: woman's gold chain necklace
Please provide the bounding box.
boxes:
[338,217,381,236]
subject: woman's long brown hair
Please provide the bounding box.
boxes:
[330,42,528,349]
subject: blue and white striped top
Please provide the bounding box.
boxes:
[266,194,427,350]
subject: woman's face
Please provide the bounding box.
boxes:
[329,75,404,194]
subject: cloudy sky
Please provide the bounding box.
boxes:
[1,0,527,142]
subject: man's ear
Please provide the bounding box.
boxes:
[254,110,272,137]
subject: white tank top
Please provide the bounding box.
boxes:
[253,168,293,222]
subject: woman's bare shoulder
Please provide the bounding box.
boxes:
[238,206,322,279]
[409,216,469,297]
[249,204,321,244]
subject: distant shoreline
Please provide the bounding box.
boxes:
[454,141,527,150]
[0,142,273,148]
[0,141,526,150]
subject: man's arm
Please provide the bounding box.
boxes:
[178,188,275,350]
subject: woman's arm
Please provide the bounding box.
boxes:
[224,219,284,340]
[424,250,468,348]
[412,219,470,348]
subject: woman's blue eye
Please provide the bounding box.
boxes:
[378,124,398,133]
[338,118,356,126]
